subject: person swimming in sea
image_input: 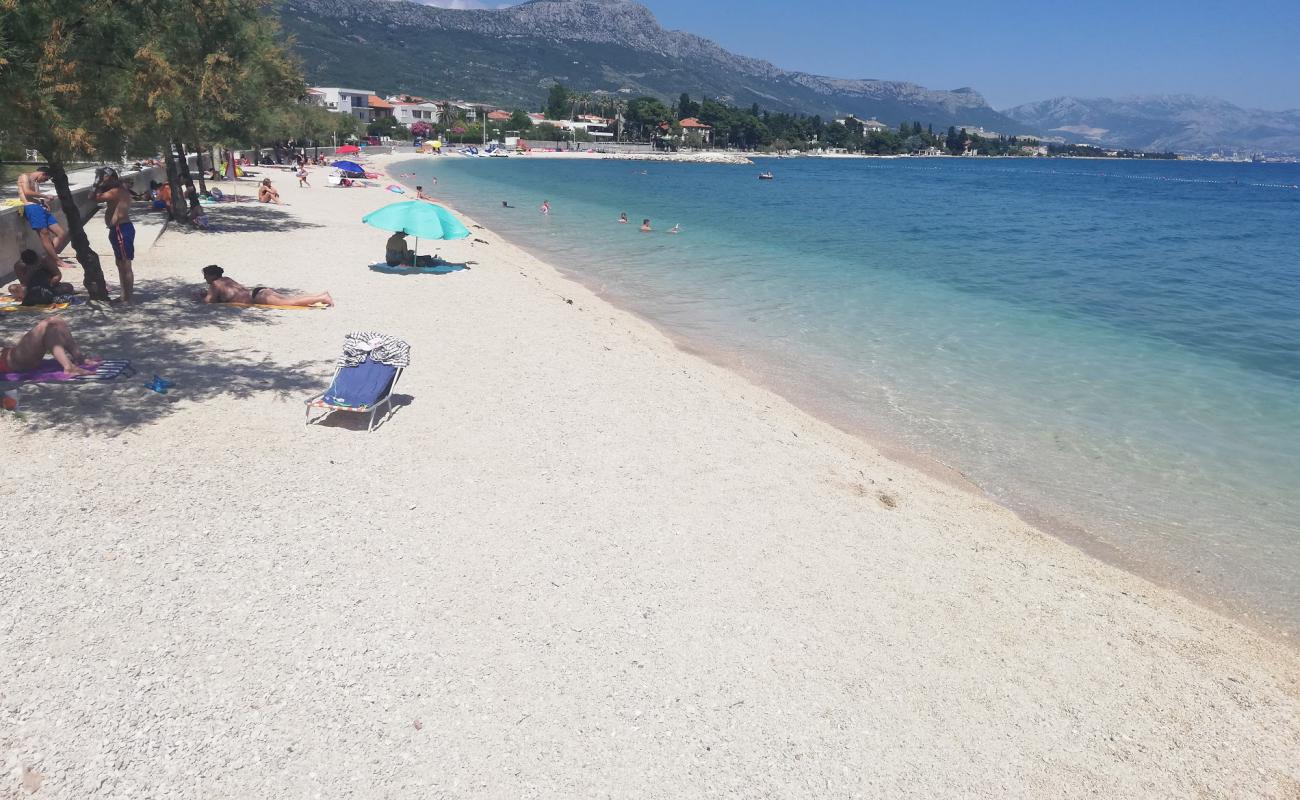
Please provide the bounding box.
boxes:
[668,223,681,234]
[618,212,628,224]
[502,201,515,208]
[640,219,651,232]
[540,200,550,215]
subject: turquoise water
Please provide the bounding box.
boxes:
[400,155,1300,638]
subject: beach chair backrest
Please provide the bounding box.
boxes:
[324,356,398,408]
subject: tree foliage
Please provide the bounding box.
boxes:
[545,84,569,120]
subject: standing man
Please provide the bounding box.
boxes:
[16,167,70,267]
[92,172,135,303]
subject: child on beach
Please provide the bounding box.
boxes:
[258,179,281,204]
[297,166,310,188]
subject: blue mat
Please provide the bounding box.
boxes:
[368,261,468,275]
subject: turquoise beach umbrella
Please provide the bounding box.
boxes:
[361,201,470,240]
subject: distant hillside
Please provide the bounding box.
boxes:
[280,0,1030,132]
[1003,95,1300,156]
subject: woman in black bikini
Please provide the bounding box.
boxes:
[197,265,334,307]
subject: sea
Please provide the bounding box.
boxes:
[396,154,1300,639]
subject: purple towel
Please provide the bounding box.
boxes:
[1,359,133,383]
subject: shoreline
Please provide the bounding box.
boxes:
[4,154,1297,796]
[384,154,1298,647]
[384,153,1300,647]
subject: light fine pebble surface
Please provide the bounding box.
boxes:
[2,154,1298,798]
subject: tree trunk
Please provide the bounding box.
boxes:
[162,144,187,222]
[45,159,111,302]
[192,137,209,194]
[173,139,199,218]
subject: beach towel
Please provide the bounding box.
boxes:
[0,294,77,313]
[339,331,410,369]
[209,301,329,310]
[368,262,468,275]
[1,359,133,383]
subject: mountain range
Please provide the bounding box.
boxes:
[1003,95,1300,156]
[280,0,1027,132]
[280,0,1300,155]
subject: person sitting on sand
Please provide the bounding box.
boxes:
[0,317,93,376]
[640,218,651,232]
[196,265,333,307]
[258,179,281,204]
[385,232,416,267]
[7,249,73,304]
[618,212,628,224]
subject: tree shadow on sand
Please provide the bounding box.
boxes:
[1,278,330,435]
[176,203,325,235]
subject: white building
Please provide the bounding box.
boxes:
[310,87,375,121]
[835,115,890,132]
[388,99,440,127]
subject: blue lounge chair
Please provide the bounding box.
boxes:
[304,355,403,431]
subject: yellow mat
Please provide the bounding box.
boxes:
[0,295,72,313]
[212,302,329,310]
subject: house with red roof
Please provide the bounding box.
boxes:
[678,117,713,145]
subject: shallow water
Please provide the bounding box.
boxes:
[399,155,1300,638]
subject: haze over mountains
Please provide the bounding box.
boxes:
[1003,95,1300,156]
[282,0,1300,154]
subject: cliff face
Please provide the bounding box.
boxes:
[282,0,1027,131]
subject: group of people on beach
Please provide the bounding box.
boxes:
[3,160,337,377]
[16,166,137,303]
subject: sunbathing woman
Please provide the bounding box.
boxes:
[197,265,333,307]
[0,317,93,376]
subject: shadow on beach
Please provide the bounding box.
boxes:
[1,278,324,434]
[175,203,325,235]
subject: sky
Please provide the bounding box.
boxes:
[419,0,1300,110]
[643,0,1300,110]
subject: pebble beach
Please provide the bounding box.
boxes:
[2,154,1298,798]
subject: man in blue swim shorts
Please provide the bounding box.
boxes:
[16,167,69,267]
[93,171,137,303]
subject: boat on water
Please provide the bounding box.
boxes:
[758,171,774,180]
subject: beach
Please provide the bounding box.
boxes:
[2,154,1298,798]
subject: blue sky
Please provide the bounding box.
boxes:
[643,0,1300,110]
[415,0,1300,110]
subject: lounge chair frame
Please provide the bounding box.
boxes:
[304,364,403,432]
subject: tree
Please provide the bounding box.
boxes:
[367,115,408,140]
[0,0,142,300]
[678,93,699,119]
[545,84,570,119]
[823,123,849,149]
[624,96,671,140]
[130,0,302,220]
[507,109,533,131]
